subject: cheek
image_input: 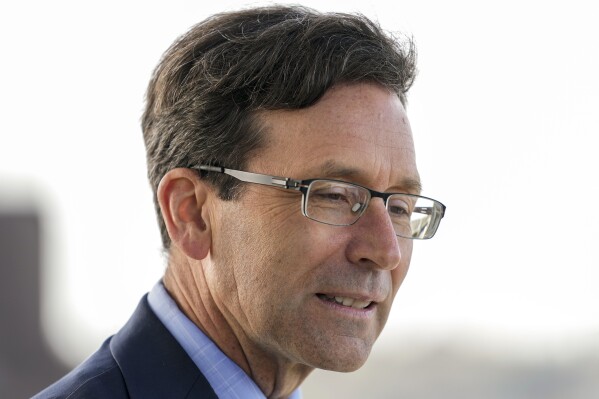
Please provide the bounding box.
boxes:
[215,197,352,310]
[261,222,332,283]
[237,220,344,316]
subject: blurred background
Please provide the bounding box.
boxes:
[1,0,598,397]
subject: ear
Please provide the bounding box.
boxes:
[157,168,212,260]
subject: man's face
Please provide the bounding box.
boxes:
[205,83,419,371]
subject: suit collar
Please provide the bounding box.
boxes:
[109,295,218,399]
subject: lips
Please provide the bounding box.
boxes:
[317,293,373,309]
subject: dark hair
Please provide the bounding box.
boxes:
[142,5,417,248]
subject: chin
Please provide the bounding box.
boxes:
[302,339,373,372]
[317,354,369,373]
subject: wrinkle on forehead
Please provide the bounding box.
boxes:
[251,83,420,191]
[331,129,415,154]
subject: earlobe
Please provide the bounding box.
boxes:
[157,168,212,260]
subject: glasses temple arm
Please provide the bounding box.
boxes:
[198,165,302,190]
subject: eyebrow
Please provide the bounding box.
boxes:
[314,160,423,195]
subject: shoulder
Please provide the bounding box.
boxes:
[32,338,128,399]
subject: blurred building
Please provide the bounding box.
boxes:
[0,209,68,398]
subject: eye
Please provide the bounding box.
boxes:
[312,188,351,203]
[389,205,408,216]
[387,197,412,218]
[308,181,366,211]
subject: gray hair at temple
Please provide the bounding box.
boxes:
[142,5,418,249]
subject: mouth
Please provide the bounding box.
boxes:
[316,293,374,310]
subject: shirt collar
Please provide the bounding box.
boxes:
[148,281,302,399]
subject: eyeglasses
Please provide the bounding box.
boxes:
[197,165,446,239]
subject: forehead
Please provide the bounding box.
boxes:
[252,83,419,191]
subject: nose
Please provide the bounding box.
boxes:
[346,198,402,270]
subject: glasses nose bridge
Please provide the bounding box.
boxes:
[357,189,390,220]
[366,190,390,208]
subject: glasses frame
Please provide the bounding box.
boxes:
[196,165,446,239]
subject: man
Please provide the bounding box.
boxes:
[34,5,445,399]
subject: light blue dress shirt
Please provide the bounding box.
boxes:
[148,282,302,399]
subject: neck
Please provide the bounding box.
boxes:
[163,251,312,398]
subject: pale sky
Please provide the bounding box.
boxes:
[1,0,598,366]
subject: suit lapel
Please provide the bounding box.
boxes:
[109,295,218,398]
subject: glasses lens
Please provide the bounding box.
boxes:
[305,180,370,226]
[388,194,443,239]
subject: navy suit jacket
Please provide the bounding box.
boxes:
[32,295,218,399]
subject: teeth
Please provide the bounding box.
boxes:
[323,294,371,309]
[352,299,371,309]
[342,297,354,307]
